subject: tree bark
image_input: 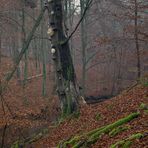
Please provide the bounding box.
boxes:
[134,0,141,79]
[0,34,1,63]
[46,0,80,117]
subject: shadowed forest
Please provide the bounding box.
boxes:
[0,0,148,147]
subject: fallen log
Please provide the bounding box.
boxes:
[58,112,140,148]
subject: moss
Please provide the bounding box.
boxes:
[87,112,140,145]
[139,103,148,110]
[61,82,76,118]
[140,76,148,87]
[95,113,102,121]
[11,141,20,148]
[61,104,71,119]
[110,133,144,148]
[58,136,80,148]
[109,126,130,137]
[73,112,80,119]
[122,141,132,148]
[72,140,86,148]
[144,110,148,114]
[107,104,114,110]
[58,112,140,147]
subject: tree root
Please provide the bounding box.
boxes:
[58,112,140,148]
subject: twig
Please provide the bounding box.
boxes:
[126,82,138,92]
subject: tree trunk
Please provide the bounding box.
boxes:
[3,7,45,87]
[21,4,28,85]
[46,0,80,117]
[80,0,87,97]
[40,0,46,97]
[0,34,1,63]
[134,0,141,79]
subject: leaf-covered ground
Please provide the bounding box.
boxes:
[0,57,148,147]
[33,85,148,148]
[0,58,59,147]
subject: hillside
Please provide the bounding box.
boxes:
[32,85,148,148]
[0,57,147,148]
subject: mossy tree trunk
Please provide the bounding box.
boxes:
[46,0,80,117]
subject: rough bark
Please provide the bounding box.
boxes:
[46,0,80,117]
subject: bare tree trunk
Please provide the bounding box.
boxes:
[40,0,47,97]
[0,34,1,63]
[80,0,87,97]
[46,0,80,117]
[134,0,141,79]
[2,7,45,91]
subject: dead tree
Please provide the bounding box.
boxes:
[45,0,80,117]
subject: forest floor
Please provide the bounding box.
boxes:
[32,85,148,148]
[0,57,148,148]
[0,57,59,147]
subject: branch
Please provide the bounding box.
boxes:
[1,7,45,94]
[64,0,93,44]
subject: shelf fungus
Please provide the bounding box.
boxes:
[48,0,53,2]
[47,27,54,37]
[51,48,56,54]
[51,11,54,15]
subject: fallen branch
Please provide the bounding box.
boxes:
[125,82,138,92]
[18,74,43,82]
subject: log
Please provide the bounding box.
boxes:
[58,112,140,148]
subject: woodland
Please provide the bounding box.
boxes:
[0,0,148,147]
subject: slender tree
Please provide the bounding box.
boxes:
[40,0,47,97]
[80,0,88,96]
[134,0,141,79]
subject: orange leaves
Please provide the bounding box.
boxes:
[34,85,148,148]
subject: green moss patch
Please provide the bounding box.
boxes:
[109,126,130,137]
[110,133,144,148]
